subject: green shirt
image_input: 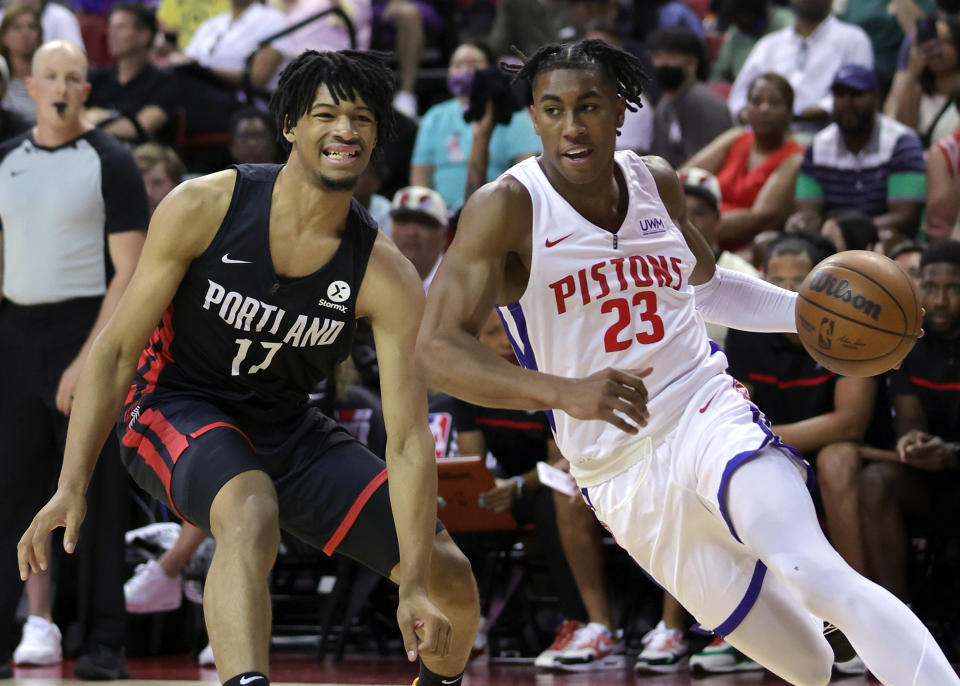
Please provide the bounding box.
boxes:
[839,0,937,81]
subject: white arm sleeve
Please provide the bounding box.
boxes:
[694,267,798,334]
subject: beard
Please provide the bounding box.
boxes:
[318,173,360,192]
[836,112,874,138]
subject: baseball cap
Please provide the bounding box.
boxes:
[390,186,448,227]
[831,64,878,93]
[678,167,721,211]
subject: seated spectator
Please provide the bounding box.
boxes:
[370,0,443,119]
[647,27,732,168]
[709,0,794,85]
[894,0,960,85]
[925,124,960,240]
[890,239,923,288]
[486,0,571,60]
[389,185,448,290]
[173,0,288,92]
[820,208,880,252]
[85,4,177,143]
[227,106,280,164]
[885,17,960,146]
[0,0,82,49]
[791,65,926,250]
[155,0,229,51]
[839,0,936,93]
[410,42,539,212]
[279,0,371,55]
[677,167,759,348]
[0,6,42,123]
[728,0,873,132]
[0,56,29,141]
[451,309,622,671]
[860,240,960,603]
[630,0,704,41]
[684,72,803,249]
[132,142,184,215]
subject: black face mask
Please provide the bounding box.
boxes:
[939,0,960,14]
[656,65,686,91]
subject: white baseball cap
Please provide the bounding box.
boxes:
[390,186,448,227]
[678,167,722,211]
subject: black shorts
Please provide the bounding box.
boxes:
[117,393,435,577]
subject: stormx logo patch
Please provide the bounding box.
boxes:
[318,298,348,313]
[639,217,666,236]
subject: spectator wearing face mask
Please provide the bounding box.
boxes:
[647,27,733,169]
[409,41,540,212]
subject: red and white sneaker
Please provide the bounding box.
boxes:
[634,620,689,673]
[554,622,626,671]
[534,619,582,669]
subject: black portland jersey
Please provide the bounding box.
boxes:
[126,164,378,429]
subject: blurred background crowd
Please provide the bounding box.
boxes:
[2,0,960,680]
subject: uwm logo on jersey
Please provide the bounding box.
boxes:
[548,252,685,353]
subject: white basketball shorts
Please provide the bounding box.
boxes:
[579,371,812,636]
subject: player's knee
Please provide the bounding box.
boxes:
[213,494,280,554]
[816,442,860,494]
[431,536,479,614]
[767,553,850,618]
[859,461,903,513]
[791,658,833,686]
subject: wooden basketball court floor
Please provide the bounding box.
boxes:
[5,654,879,685]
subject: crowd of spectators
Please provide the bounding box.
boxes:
[2,0,960,680]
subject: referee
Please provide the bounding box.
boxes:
[0,41,147,679]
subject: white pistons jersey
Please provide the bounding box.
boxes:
[498,151,728,486]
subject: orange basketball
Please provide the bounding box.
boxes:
[795,250,922,377]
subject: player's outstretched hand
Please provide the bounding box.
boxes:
[17,488,87,580]
[561,367,653,434]
[397,586,452,662]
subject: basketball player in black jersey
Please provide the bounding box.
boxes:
[17,50,479,686]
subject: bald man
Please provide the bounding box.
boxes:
[0,40,148,679]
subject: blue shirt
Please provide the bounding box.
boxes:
[411,98,541,210]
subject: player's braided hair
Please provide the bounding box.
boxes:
[504,39,648,113]
[268,50,397,152]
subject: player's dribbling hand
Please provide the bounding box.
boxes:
[397,586,452,662]
[561,367,653,434]
[17,488,87,580]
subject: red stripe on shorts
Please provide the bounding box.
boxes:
[189,421,255,450]
[135,435,186,521]
[140,408,189,464]
[322,468,388,556]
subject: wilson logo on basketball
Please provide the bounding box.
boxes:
[806,273,882,321]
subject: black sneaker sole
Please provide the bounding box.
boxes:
[73,659,130,680]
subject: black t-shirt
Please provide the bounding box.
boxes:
[725,330,837,426]
[0,108,30,144]
[87,63,178,122]
[449,397,552,477]
[888,333,960,442]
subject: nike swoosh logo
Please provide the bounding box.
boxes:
[222,253,252,264]
[239,677,263,685]
[440,679,460,685]
[545,233,574,248]
[698,391,719,414]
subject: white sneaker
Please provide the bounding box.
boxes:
[835,654,867,675]
[13,616,62,666]
[393,90,418,120]
[198,643,215,667]
[634,620,689,673]
[554,622,626,671]
[124,559,182,613]
[534,618,582,669]
[689,636,762,673]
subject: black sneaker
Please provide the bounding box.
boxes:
[73,645,129,680]
[0,662,12,679]
[823,622,856,663]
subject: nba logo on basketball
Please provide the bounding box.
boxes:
[817,317,834,350]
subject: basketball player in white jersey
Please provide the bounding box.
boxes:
[417,39,959,686]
